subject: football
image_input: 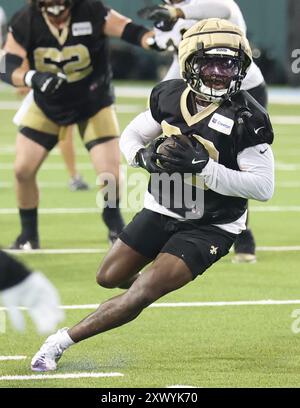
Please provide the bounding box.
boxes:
[156,134,196,168]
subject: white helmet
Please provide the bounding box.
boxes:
[179,18,252,102]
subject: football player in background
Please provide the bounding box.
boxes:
[31,19,274,372]
[14,61,90,192]
[0,0,155,249]
[139,0,268,263]
[0,250,63,334]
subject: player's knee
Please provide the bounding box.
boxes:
[96,266,118,289]
[14,163,35,183]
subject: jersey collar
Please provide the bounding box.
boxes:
[43,12,71,46]
[180,87,220,126]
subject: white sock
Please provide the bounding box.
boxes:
[59,329,75,350]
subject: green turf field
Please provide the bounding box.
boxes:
[0,83,300,388]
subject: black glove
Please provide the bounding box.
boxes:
[237,108,274,146]
[24,71,67,95]
[135,137,167,173]
[138,5,178,23]
[158,135,209,174]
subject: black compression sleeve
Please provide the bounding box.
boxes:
[121,22,149,47]
[0,53,23,85]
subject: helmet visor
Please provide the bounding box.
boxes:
[195,56,240,90]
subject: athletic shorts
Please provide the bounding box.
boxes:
[119,209,237,279]
[17,96,120,151]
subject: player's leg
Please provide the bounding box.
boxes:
[31,251,193,371]
[233,82,268,263]
[69,252,193,343]
[58,125,90,191]
[80,106,124,244]
[11,100,59,249]
[31,220,236,371]
[12,133,49,249]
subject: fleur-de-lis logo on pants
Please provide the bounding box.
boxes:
[210,245,218,255]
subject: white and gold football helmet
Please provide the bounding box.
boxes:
[178,18,252,102]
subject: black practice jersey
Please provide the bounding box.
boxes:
[9,0,115,125]
[149,79,274,225]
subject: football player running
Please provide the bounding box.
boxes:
[0,0,155,249]
[31,19,275,372]
[139,0,268,263]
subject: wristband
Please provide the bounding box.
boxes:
[24,70,36,87]
[121,22,149,47]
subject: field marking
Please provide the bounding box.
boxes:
[1,206,300,216]
[0,356,27,361]
[1,83,300,103]
[0,372,124,381]
[0,162,300,171]
[272,116,300,125]
[0,182,80,189]
[2,299,300,312]
[0,163,93,170]
[0,180,299,190]
[167,385,198,388]
[4,246,300,256]
[0,99,299,121]
[276,163,300,171]
[0,101,144,113]
[6,248,107,255]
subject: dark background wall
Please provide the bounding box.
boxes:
[1,0,298,85]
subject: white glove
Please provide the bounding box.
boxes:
[1,272,64,334]
[154,18,198,50]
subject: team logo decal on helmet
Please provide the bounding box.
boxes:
[178,18,252,102]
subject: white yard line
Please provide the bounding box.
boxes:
[6,248,107,255]
[1,84,299,103]
[272,116,300,125]
[0,101,144,112]
[3,246,300,256]
[0,98,299,122]
[167,385,198,388]
[2,300,300,312]
[0,181,298,189]
[0,372,124,381]
[0,182,75,189]
[0,163,93,170]
[1,206,300,216]
[276,163,300,171]
[0,162,299,171]
[0,356,27,361]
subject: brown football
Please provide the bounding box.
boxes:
[156,134,192,168]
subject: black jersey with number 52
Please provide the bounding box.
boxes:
[9,0,115,125]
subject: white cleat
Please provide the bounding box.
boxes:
[31,328,69,372]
